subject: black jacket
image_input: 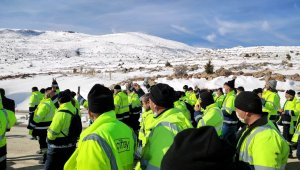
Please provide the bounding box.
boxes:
[1,96,15,112]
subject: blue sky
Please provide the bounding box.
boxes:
[0,0,299,48]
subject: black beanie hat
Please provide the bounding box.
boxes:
[224,79,235,89]
[161,126,235,170]
[183,85,188,90]
[88,84,115,114]
[149,83,175,109]
[58,89,71,104]
[199,91,214,109]
[286,89,296,96]
[114,85,121,90]
[235,91,262,114]
[52,79,58,87]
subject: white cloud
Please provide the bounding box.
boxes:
[171,24,193,35]
[215,18,274,36]
[261,21,270,31]
[206,33,216,42]
[216,18,253,36]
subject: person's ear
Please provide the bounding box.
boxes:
[88,110,94,120]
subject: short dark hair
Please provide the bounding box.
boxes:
[40,88,45,94]
[45,87,52,91]
[217,88,223,94]
[32,87,38,92]
[141,93,150,102]
[237,86,245,92]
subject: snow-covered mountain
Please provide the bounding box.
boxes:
[1,29,300,77]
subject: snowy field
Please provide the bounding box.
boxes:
[0,73,299,111]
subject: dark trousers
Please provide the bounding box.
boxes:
[283,124,293,155]
[45,146,76,170]
[0,160,6,170]
[283,124,292,142]
[35,129,48,149]
[0,145,7,170]
[222,124,238,146]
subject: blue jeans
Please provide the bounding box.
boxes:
[222,124,238,146]
[45,146,76,170]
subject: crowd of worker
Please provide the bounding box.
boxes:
[0,77,300,170]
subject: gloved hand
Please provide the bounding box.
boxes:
[194,111,203,124]
[261,99,266,106]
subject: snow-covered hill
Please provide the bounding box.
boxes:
[0,29,201,76]
[1,29,300,77]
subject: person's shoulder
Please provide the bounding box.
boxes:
[251,125,285,144]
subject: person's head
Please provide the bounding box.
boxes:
[223,79,235,94]
[133,83,140,90]
[88,84,115,120]
[113,85,122,94]
[32,87,39,92]
[188,87,194,92]
[40,88,45,94]
[52,79,59,89]
[236,86,245,94]
[70,91,76,98]
[58,89,72,104]
[252,88,263,98]
[174,91,184,101]
[216,88,223,96]
[235,91,263,125]
[265,80,277,90]
[141,93,151,111]
[45,87,55,99]
[161,126,235,170]
[285,90,295,101]
[183,85,188,92]
[298,92,300,99]
[0,88,5,97]
[199,91,215,110]
[149,83,175,115]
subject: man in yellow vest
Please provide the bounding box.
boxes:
[0,99,17,169]
[292,91,300,160]
[221,79,238,146]
[46,89,81,170]
[235,92,289,169]
[28,87,44,139]
[114,85,130,125]
[64,84,135,170]
[174,91,191,122]
[262,80,280,128]
[136,93,154,170]
[214,88,225,109]
[127,87,142,131]
[0,88,15,133]
[138,93,154,148]
[279,90,296,158]
[32,87,56,164]
[195,91,223,136]
[140,83,192,169]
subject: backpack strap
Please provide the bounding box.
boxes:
[58,109,75,137]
